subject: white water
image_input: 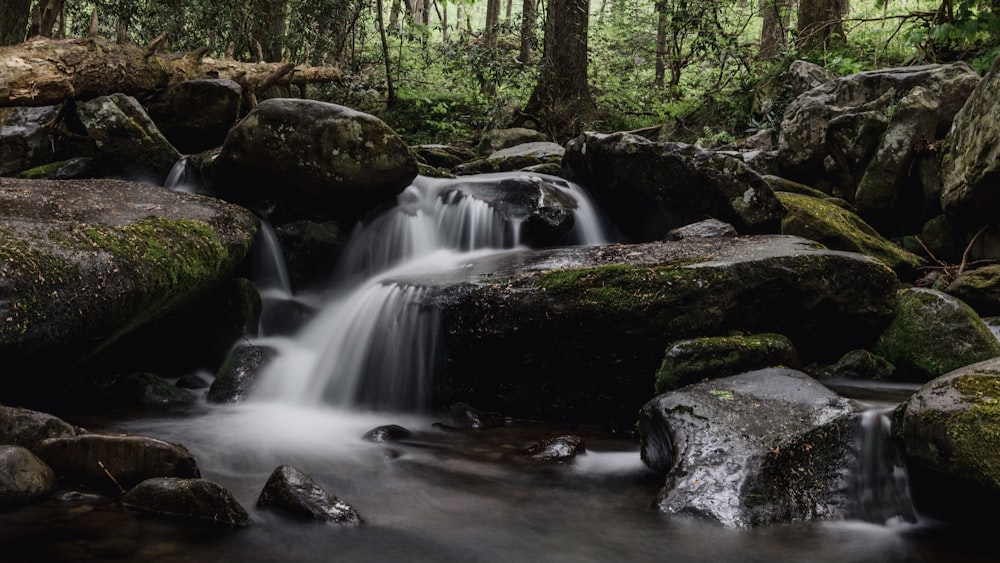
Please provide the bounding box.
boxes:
[848,408,916,525]
[249,172,612,410]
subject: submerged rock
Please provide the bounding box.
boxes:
[0,178,258,382]
[654,333,800,393]
[256,465,363,524]
[0,445,55,507]
[639,369,855,528]
[894,357,1000,520]
[517,435,586,463]
[35,434,200,491]
[208,343,277,403]
[362,424,413,442]
[214,98,418,221]
[562,132,786,241]
[871,288,1000,382]
[121,477,252,527]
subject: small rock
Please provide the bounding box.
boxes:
[256,465,362,524]
[121,477,252,527]
[362,425,412,443]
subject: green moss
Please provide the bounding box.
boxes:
[947,374,1000,489]
[0,228,76,338]
[535,259,711,310]
[654,333,798,393]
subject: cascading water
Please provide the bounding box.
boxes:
[250,172,612,411]
[847,408,916,524]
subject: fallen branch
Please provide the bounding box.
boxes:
[0,36,342,108]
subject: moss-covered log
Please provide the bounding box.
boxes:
[0,36,342,108]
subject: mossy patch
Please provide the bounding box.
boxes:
[535,259,711,311]
[0,229,77,338]
[655,333,799,393]
[947,373,1000,489]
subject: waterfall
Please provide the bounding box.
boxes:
[847,408,916,524]
[249,172,612,411]
[164,156,194,192]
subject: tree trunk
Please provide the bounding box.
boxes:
[0,37,342,108]
[390,0,402,30]
[520,0,594,138]
[28,0,64,38]
[482,0,503,94]
[758,0,789,59]
[654,1,667,87]
[252,0,288,62]
[506,0,514,20]
[796,0,848,52]
[1,0,32,46]
[518,0,537,63]
[376,0,396,105]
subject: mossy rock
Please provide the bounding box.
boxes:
[778,191,925,279]
[654,333,800,393]
[872,288,1000,382]
[947,264,1000,317]
[0,177,258,379]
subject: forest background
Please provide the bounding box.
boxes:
[3,0,999,146]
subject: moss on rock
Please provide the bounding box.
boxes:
[655,333,800,393]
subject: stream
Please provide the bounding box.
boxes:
[2,171,999,562]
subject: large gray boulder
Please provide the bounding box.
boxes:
[121,477,252,527]
[0,406,81,451]
[214,99,418,221]
[871,288,1000,382]
[146,79,243,154]
[639,369,856,527]
[420,235,897,426]
[74,93,182,184]
[562,132,787,241]
[941,55,1000,225]
[893,357,1000,520]
[0,445,55,507]
[0,177,258,379]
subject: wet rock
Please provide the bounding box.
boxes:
[74,93,182,184]
[894,357,1000,520]
[411,144,476,169]
[640,368,856,528]
[654,333,800,393]
[16,156,98,180]
[456,142,565,175]
[562,132,786,241]
[274,219,347,288]
[121,477,251,527]
[0,405,81,451]
[518,435,586,463]
[0,178,258,381]
[208,343,277,403]
[175,372,210,389]
[941,55,1000,225]
[363,425,412,443]
[35,433,200,491]
[872,288,1000,382]
[450,403,511,429]
[947,265,1000,316]
[214,98,418,222]
[777,191,925,279]
[146,79,243,154]
[0,445,56,506]
[815,349,896,381]
[256,465,362,524]
[109,372,197,407]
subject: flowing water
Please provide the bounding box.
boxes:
[2,172,997,562]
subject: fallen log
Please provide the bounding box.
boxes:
[0,36,342,108]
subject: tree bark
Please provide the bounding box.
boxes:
[0,36,342,108]
[1,0,32,46]
[28,0,64,38]
[758,0,789,59]
[518,0,538,63]
[520,0,595,138]
[796,0,848,52]
[482,0,503,94]
[654,1,667,87]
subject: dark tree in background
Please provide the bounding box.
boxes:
[796,0,849,52]
[520,0,594,138]
[1,0,33,45]
[758,0,790,59]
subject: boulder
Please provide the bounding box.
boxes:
[777,192,925,279]
[455,142,565,175]
[121,477,252,527]
[256,465,363,524]
[35,433,200,491]
[74,93,182,184]
[477,127,549,156]
[108,372,197,408]
[362,424,412,442]
[0,177,258,381]
[787,59,837,95]
[0,405,81,451]
[561,132,786,241]
[941,55,1000,225]
[893,357,1000,520]
[213,98,418,221]
[639,369,856,527]
[815,349,896,381]
[654,333,800,393]
[872,288,1000,382]
[146,79,243,154]
[0,445,55,507]
[274,219,346,288]
[664,218,738,240]
[947,265,1000,316]
[778,63,979,187]
[422,235,897,426]
[411,144,476,169]
[515,435,586,463]
[0,105,61,175]
[16,156,98,180]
